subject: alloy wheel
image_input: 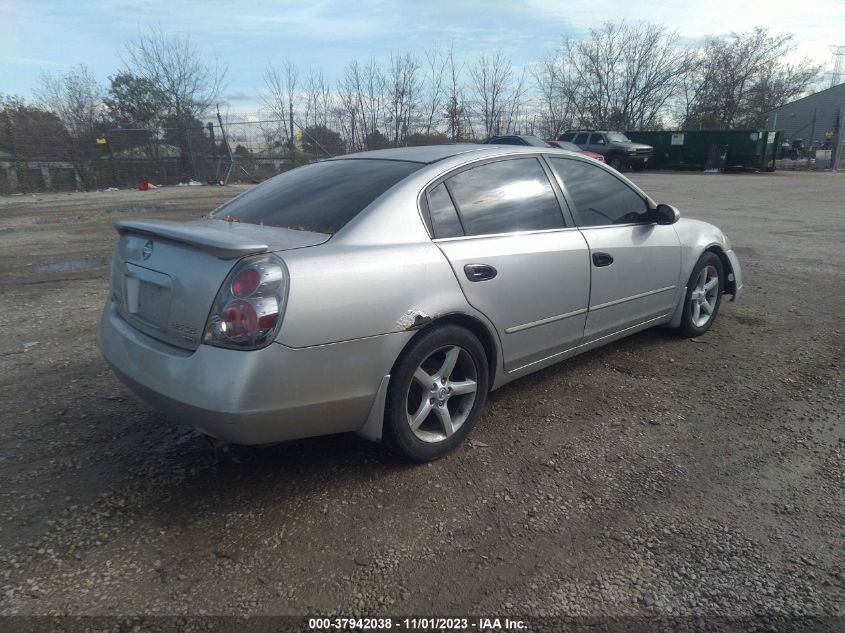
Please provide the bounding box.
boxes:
[405,345,478,443]
[690,265,719,328]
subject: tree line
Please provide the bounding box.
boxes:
[1,22,820,187]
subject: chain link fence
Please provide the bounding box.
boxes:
[0,114,342,195]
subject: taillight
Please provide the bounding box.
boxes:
[202,254,287,350]
[231,268,261,298]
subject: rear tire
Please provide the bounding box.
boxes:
[678,252,724,337]
[384,325,489,462]
[608,155,625,171]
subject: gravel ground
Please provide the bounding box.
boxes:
[0,172,842,630]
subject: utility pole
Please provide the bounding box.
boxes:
[4,110,24,193]
[216,104,234,184]
[207,122,219,182]
[289,96,296,168]
[808,108,817,158]
[833,107,845,171]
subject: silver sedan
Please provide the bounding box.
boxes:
[98,145,742,461]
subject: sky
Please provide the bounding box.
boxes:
[2,0,844,113]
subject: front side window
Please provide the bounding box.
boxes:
[547,157,649,227]
[589,133,606,145]
[444,158,565,236]
[212,159,422,234]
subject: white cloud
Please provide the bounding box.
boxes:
[525,0,845,71]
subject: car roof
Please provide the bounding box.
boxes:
[327,144,590,172]
[330,144,489,164]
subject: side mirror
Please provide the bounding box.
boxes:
[654,203,681,225]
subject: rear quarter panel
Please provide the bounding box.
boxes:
[275,240,478,348]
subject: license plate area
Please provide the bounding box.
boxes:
[124,263,172,330]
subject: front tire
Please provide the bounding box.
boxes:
[679,252,724,337]
[384,325,489,462]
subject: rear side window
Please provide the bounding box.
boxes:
[445,158,565,236]
[427,183,464,238]
[573,133,589,144]
[558,132,575,142]
[547,157,649,227]
[212,159,422,233]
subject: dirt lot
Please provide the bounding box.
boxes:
[0,172,843,629]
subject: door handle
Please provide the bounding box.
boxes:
[592,252,614,267]
[464,263,498,282]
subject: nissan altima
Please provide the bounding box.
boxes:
[98,145,742,461]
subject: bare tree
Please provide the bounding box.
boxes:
[124,28,226,179]
[263,60,299,165]
[124,28,226,121]
[502,67,529,134]
[533,55,568,139]
[303,67,333,129]
[675,48,712,130]
[386,52,420,145]
[338,59,387,150]
[444,44,467,141]
[469,50,520,138]
[33,64,104,188]
[420,45,448,138]
[557,22,690,131]
[683,28,820,129]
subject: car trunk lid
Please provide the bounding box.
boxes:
[110,219,330,350]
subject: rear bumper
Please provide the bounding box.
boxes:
[98,303,411,444]
[725,249,743,301]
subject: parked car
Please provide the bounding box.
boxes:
[486,134,606,162]
[99,145,741,462]
[558,130,653,171]
[547,139,605,162]
[484,134,552,147]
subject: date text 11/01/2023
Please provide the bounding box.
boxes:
[308,617,527,630]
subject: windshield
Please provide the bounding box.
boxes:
[607,132,632,143]
[212,159,422,233]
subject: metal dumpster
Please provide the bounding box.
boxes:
[625,130,782,171]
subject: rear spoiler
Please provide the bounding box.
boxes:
[115,219,269,260]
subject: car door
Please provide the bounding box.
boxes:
[572,132,590,149]
[424,156,591,372]
[545,156,681,342]
[587,133,608,155]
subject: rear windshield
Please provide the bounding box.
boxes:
[212,159,422,233]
